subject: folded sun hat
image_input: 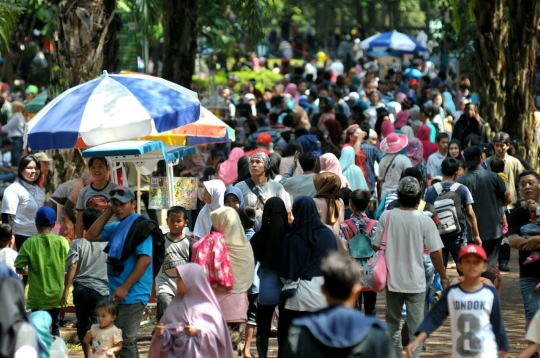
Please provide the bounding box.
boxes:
[33,152,52,162]
[380,132,408,154]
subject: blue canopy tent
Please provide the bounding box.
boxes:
[82,140,195,211]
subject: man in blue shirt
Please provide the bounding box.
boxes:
[87,186,156,358]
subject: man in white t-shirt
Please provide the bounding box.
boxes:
[427,132,449,179]
[373,177,447,358]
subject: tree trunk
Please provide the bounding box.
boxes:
[503,0,540,167]
[161,0,198,88]
[473,0,508,134]
[47,0,119,191]
[474,0,539,165]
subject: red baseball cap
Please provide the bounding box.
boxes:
[458,244,487,261]
[257,132,272,145]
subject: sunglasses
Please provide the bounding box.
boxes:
[110,188,130,197]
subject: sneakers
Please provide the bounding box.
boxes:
[499,263,510,272]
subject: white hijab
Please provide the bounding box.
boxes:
[193,179,226,239]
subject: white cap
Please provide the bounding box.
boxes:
[345,92,359,102]
[244,93,256,101]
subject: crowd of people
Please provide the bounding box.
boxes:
[1,48,540,358]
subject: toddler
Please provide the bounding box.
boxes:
[84,300,123,358]
[0,224,17,273]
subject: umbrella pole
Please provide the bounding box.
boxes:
[137,170,141,214]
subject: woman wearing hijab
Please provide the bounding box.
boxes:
[150,263,234,358]
[250,198,290,358]
[319,153,350,189]
[298,134,321,157]
[0,269,41,358]
[320,119,343,149]
[277,196,339,353]
[339,147,368,191]
[28,311,68,358]
[193,179,226,240]
[342,124,370,186]
[448,139,464,161]
[417,124,439,162]
[313,172,344,236]
[381,120,395,140]
[268,153,282,181]
[234,156,251,185]
[217,148,245,187]
[209,207,255,352]
[284,83,299,105]
[224,186,246,210]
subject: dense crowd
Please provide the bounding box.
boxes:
[2,51,540,358]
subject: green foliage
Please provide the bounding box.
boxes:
[193,68,283,93]
[0,0,23,48]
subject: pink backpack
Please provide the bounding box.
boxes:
[363,211,391,293]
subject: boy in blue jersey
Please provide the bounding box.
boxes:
[406,244,509,358]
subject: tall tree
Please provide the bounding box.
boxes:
[473,0,540,165]
[160,0,273,87]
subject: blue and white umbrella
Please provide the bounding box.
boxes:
[361,31,427,55]
[25,71,201,150]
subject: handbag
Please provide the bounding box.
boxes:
[280,278,301,299]
[363,211,391,293]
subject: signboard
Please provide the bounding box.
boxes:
[149,176,198,210]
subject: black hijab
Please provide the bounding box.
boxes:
[448,139,464,161]
[268,153,282,180]
[250,197,290,270]
[234,156,251,185]
[278,196,338,281]
[0,266,27,358]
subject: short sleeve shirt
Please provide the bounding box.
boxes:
[424,182,474,207]
[89,324,123,358]
[101,221,153,305]
[14,234,69,309]
[76,182,118,225]
[66,239,109,296]
[2,181,45,237]
[378,154,413,198]
[373,209,443,293]
[155,234,191,296]
[456,167,506,240]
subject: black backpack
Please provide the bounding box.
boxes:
[433,183,467,237]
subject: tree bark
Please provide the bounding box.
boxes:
[473,0,539,165]
[161,0,199,88]
[50,0,117,92]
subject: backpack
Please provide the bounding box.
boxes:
[433,182,467,237]
[345,219,376,266]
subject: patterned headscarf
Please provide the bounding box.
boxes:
[251,152,270,169]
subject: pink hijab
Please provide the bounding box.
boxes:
[381,120,395,138]
[319,153,351,189]
[285,83,299,105]
[149,263,234,358]
[216,148,245,187]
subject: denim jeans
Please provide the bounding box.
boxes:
[387,290,424,358]
[73,283,108,341]
[520,276,540,320]
[0,172,15,182]
[115,303,145,358]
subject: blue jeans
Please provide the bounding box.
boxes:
[520,276,540,320]
[73,283,108,341]
[0,172,15,182]
[10,136,22,167]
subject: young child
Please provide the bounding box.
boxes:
[407,244,509,358]
[513,309,540,358]
[151,263,234,357]
[155,206,193,321]
[340,187,353,219]
[63,207,109,358]
[14,206,69,337]
[518,196,540,267]
[283,251,392,357]
[0,223,17,273]
[84,300,123,358]
[237,207,258,358]
[490,157,509,235]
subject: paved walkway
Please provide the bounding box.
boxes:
[68,249,532,357]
